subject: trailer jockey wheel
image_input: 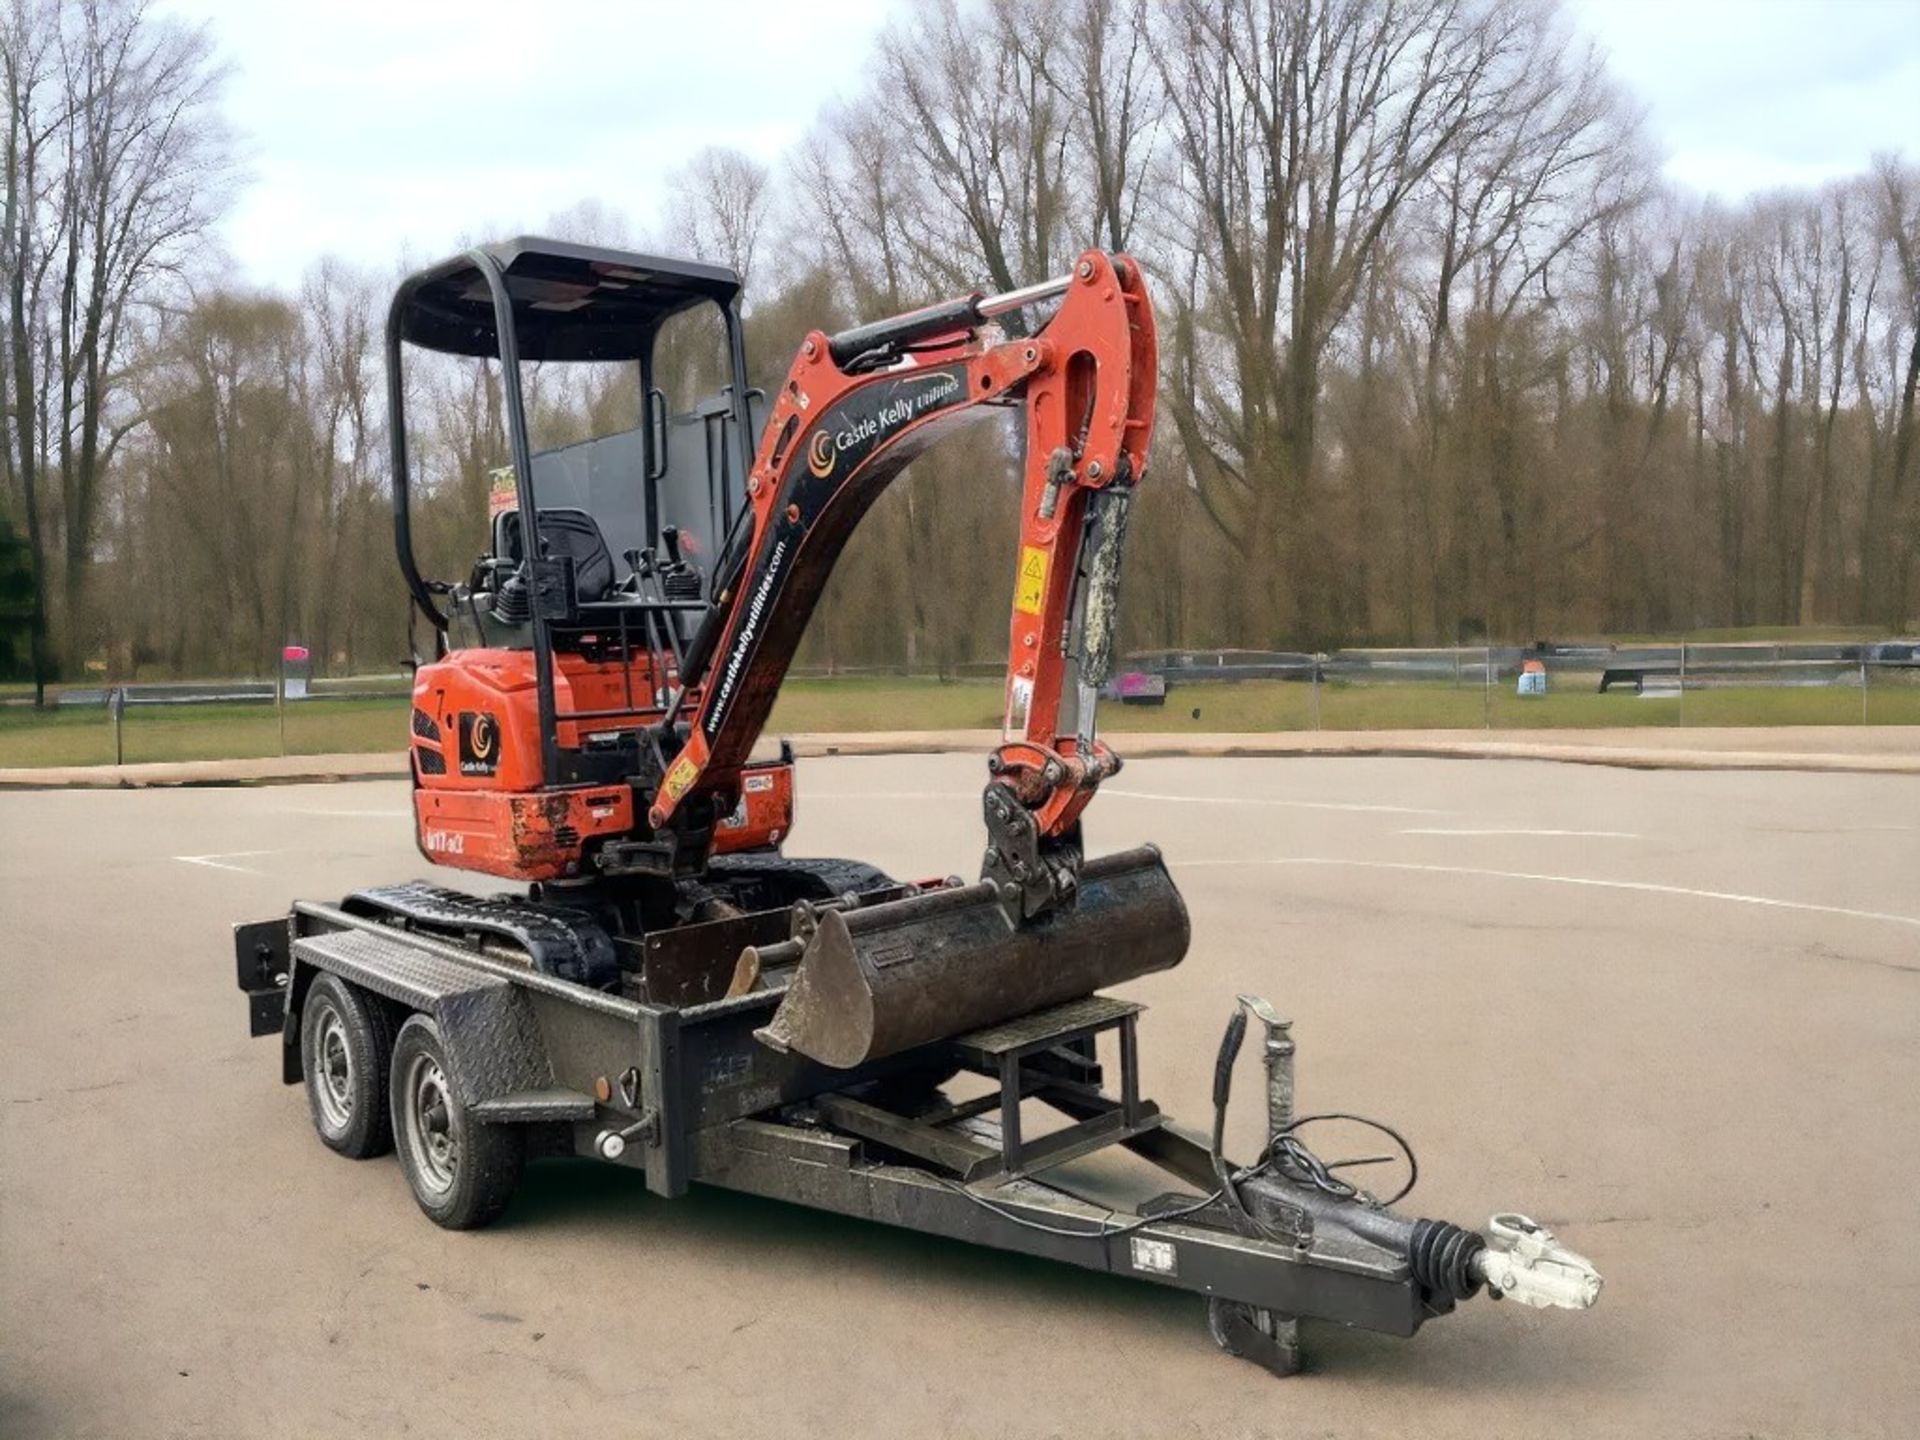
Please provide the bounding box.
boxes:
[299,974,397,1159]
[1206,1298,1302,1377]
[390,1014,525,1230]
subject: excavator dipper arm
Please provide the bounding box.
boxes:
[651,251,1156,910]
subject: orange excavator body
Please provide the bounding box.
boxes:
[405,648,791,880]
[390,239,1155,902]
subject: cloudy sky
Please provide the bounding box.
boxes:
[159,0,1920,292]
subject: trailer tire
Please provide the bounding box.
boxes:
[390,1014,524,1230]
[300,973,397,1158]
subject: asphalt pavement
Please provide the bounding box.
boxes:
[2,756,1916,1438]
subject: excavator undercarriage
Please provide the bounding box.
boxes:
[235,236,1599,1378]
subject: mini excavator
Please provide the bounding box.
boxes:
[236,237,1600,1378]
[390,240,1166,996]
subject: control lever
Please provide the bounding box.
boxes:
[623,546,656,598]
[1471,1213,1603,1310]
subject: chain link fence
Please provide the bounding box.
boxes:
[0,671,412,767]
[5,639,1917,767]
[1102,640,1920,731]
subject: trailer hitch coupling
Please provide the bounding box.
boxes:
[1206,992,1603,1378]
[754,845,1188,1067]
[1473,1213,1603,1310]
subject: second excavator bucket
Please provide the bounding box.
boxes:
[753,846,1189,1068]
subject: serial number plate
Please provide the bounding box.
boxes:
[1130,1236,1178,1275]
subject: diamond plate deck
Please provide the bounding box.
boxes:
[292,927,557,1107]
[953,994,1142,1058]
[293,927,507,1011]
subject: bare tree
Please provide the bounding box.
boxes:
[1012,0,1163,256]
[792,109,915,317]
[1397,6,1643,637]
[2,0,65,696]
[866,0,1068,301]
[300,259,385,672]
[1,0,230,691]
[666,146,771,283]
[1151,0,1542,641]
[1872,157,1920,622]
[25,0,1918,686]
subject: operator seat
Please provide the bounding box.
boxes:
[493,507,617,604]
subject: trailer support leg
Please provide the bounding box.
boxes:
[1207,1298,1302,1377]
[1209,996,1307,1375]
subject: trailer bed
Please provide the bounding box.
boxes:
[236,897,1439,1350]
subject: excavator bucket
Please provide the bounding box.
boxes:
[753,846,1189,1068]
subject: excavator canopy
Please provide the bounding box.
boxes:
[392,236,741,361]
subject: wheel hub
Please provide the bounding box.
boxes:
[404,1056,458,1193]
[313,1008,353,1129]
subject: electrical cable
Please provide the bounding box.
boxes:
[1260,1112,1419,1209]
[882,1168,1228,1242]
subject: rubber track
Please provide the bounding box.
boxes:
[343,882,619,988]
[703,854,899,908]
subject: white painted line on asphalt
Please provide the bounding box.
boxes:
[803,788,1446,815]
[173,849,280,875]
[1175,855,1920,932]
[1400,828,1641,839]
[802,791,973,801]
[1105,789,1445,815]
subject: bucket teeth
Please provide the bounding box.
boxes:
[755,846,1189,1068]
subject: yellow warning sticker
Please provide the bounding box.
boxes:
[663,755,698,802]
[1014,545,1049,616]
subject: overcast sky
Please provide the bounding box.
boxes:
[159,0,1920,292]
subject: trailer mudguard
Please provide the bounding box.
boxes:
[276,922,561,1116]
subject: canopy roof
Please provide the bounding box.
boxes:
[393,236,742,362]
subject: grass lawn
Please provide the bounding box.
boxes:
[3,675,1914,768]
[0,697,411,768]
[1097,677,1920,731]
[767,675,1007,731]
[1603,625,1889,644]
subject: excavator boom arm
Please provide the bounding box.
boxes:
[651,251,1157,862]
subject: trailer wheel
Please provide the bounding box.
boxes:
[390,1014,524,1230]
[299,974,397,1158]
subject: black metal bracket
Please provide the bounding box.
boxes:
[981,788,1082,922]
[950,995,1154,1180]
[793,997,1157,1184]
[1208,1299,1303,1377]
[233,918,292,1038]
